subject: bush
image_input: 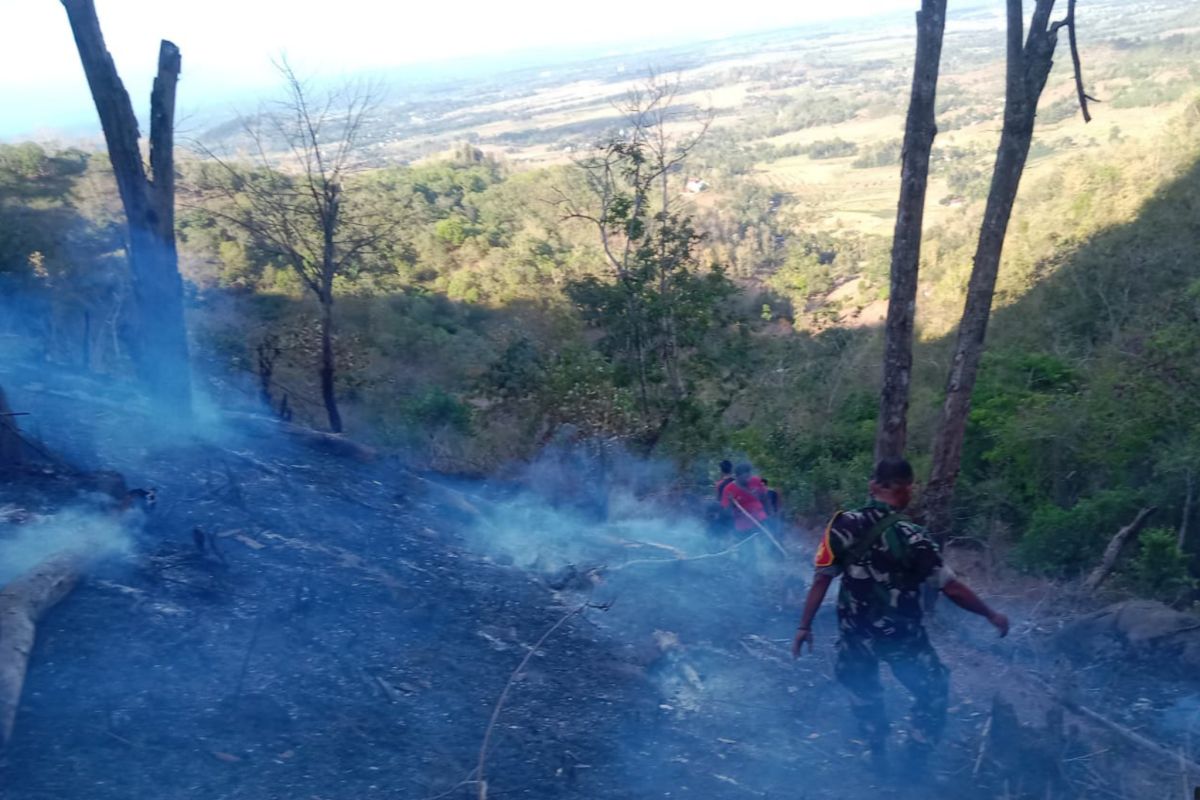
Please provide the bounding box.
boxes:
[1123,528,1197,603]
[1015,489,1141,576]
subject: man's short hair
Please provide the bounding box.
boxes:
[871,457,914,487]
[734,462,753,477]
[719,459,733,474]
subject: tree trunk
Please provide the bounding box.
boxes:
[874,0,948,463]
[82,309,92,371]
[318,294,342,434]
[0,387,23,469]
[924,0,1063,541]
[1179,469,1193,553]
[1084,507,1156,591]
[60,0,191,412]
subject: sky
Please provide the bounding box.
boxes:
[0,0,921,139]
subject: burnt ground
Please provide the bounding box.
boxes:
[1,370,1198,800]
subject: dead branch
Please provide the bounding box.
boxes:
[0,554,83,745]
[1084,507,1156,591]
[1039,679,1200,774]
[476,603,592,800]
[1060,0,1097,122]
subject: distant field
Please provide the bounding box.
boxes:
[215,0,1196,244]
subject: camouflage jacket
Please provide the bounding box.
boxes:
[814,499,955,639]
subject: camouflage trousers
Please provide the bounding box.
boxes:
[834,627,949,749]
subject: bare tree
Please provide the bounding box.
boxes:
[197,61,385,433]
[559,77,713,431]
[874,0,948,462]
[59,0,191,410]
[924,0,1093,540]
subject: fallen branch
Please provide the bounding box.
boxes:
[972,709,994,778]
[226,411,378,462]
[1084,507,1156,591]
[477,602,593,800]
[0,553,83,745]
[1038,678,1200,774]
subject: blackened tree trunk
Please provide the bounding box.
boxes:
[874,0,948,462]
[318,291,342,434]
[924,0,1084,540]
[319,182,343,434]
[60,0,191,412]
[1180,469,1194,552]
[0,387,23,469]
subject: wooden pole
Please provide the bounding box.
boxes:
[731,498,788,558]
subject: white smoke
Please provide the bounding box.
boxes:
[0,507,134,585]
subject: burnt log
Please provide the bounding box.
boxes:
[0,554,82,745]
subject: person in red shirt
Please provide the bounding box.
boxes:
[720,462,767,533]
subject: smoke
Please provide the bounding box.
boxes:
[455,440,843,795]
[0,507,135,585]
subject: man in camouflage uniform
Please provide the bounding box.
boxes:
[792,458,1009,771]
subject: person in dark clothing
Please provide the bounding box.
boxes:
[761,478,781,516]
[715,459,735,499]
[706,459,736,536]
[792,457,1009,774]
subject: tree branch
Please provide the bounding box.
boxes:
[1064,0,1095,122]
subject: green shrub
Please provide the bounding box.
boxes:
[1015,489,1140,576]
[1123,528,1197,603]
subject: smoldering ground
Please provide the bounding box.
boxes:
[1,313,1197,798]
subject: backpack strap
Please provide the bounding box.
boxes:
[845,512,907,566]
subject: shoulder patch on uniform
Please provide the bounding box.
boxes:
[814,511,842,568]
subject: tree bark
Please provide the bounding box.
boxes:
[874,0,948,462]
[1179,469,1193,553]
[924,0,1064,541]
[60,0,191,412]
[0,554,82,745]
[318,293,343,434]
[0,387,23,469]
[1084,507,1156,591]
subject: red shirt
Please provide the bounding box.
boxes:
[721,477,767,531]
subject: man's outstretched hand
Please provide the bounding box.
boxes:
[792,627,814,658]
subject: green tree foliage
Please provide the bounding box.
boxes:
[852,139,902,169]
[563,110,739,443]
